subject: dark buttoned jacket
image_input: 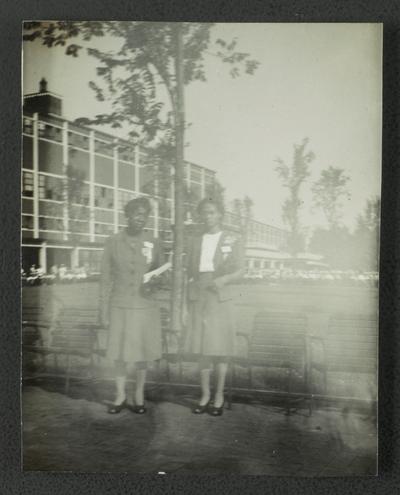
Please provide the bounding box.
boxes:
[100,229,163,310]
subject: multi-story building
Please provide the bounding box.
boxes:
[22,80,291,274]
[22,80,217,273]
[224,212,290,268]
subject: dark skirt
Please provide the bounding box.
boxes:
[107,305,162,364]
[184,273,236,357]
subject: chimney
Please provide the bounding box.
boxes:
[39,77,48,93]
[23,78,63,117]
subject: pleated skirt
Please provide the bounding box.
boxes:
[107,304,162,364]
[184,273,236,357]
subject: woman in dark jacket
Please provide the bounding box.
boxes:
[184,197,244,416]
[99,197,164,414]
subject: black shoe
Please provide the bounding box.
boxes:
[131,403,147,414]
[193,399,211,414]
[208,400,225,417]
[107,399,127,414]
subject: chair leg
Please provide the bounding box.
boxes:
[178,356,183,383]
[88,354,98,400]
[64,354,71,395]
[286,367,293,415]
[89,353,94,379]
[165,357,171,382]
[304,354,313,417]
[227,360,233,410]
[308,374,314,417]
[247,365,253,389]
[323,365,328,395]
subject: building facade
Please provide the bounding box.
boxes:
[22,81,290,274]
[22,82,218,273]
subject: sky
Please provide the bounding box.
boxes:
[23,23,382,231]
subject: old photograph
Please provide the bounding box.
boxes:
[21,22,382,475]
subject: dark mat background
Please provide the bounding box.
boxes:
[1,1,399,493]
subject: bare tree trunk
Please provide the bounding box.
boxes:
[170,24,185,332]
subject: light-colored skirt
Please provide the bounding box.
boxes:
[184,273,236,357]
[107,305,162,364]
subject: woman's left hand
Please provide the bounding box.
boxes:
[213,277,226,290]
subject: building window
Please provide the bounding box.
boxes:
[94,185,114,209]
[23,118,33,135]
[72,183,90,206]
[159,199,172,219]
[38,174,64,201]
[159,218,172,232]
[95,156,114,186]
[78,249,103,273]
[39,200,63,218]
[70,219,90,234]
[95,208,113,223]
[95,223,114,235]
[118,190,135,211]
[119,146,135,163]
[38,122,63,143]
[95,139,114,157]
[39,216,63,231]
[22,215,33,230]
[22,171,34,197]
[68,131,90,150]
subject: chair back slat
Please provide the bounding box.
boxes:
[326,313,377,373]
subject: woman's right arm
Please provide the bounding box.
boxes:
[99,236,114,327]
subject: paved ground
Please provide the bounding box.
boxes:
[22,381,377,476]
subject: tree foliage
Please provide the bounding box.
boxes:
[23,21,259,144]
[353,196,381,270]
[312,166,350,228]
[275,138,315,255]
[309,196,380,270]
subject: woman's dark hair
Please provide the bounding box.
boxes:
[124,197,152,217]
[197,197,225,217]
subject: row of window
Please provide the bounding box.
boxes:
[23,119,142,166]
[248,259,279,270]
[23,135,214,195]
[23,171,174,216]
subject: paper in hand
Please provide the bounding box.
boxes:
[143,262,172,284]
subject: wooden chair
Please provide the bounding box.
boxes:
[23,307,103,395]
[22,305,56,345]
[233,311,327,415]
[325,313,377,375]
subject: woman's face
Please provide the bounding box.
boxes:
[126,206,149,232]
[200,203,222,230]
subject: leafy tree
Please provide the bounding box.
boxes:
[24,22,259,141]
[353,196,381,270]
[23,21,259,330]
[309,197,381,271]
[275,138,315,256]
[312,166,350,228]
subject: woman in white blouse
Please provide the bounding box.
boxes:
[184,198,244,416]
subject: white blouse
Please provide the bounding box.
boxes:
[199,231,223,272]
